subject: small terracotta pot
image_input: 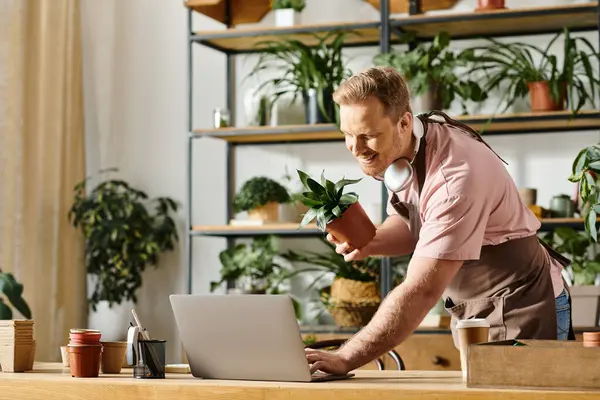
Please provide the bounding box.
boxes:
[528,81,566,112]
[67,344,102,378]
[326,202,377,249]
[100,341,127,374]
[69,329,101,345]
[476,0,505,10]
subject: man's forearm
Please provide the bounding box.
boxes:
[335,279,440,371]
[367,215,416,257]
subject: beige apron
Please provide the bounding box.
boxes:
[389,111,572,346]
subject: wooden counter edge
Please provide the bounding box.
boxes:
[0,363,597,400]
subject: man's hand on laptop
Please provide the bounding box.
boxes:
[305,348,350,375]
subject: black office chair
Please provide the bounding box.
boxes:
[304,339,406,370]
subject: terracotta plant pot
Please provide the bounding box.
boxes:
[67,344,102,378]
[528,81,566,112]
[100,341,127,374]
[248,201,279,222]
[69,330,102,346]
[325,202,376,249]
[476,0,505,10]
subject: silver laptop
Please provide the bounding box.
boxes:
[169,293,354,382]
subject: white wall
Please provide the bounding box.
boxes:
[81,0,600,363]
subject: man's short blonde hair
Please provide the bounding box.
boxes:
[333,66,412,123]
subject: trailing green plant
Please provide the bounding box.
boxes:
[466,27,600,114]
[543,227,600,285]
[295,169,361,231]
[68,169,180,311]
[233,176,291,213]
[569,144,600,241]
[373,31,487,113]
[0,270,31,320]
[271,0,306,11]
[245,30,355,123]
[281,237,409,284]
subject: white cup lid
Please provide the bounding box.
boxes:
[456,318,490,329]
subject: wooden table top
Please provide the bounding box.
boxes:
[0,362,597,400]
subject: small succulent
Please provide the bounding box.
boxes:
[296,169,361,231]
[233,176,291,213]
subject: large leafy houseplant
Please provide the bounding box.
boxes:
[0,271,31,320]
[467,28,600,114]
[373,31,487,113]
[246,31,354,124]
[68,172,179,311]
[569,144,600,241]
[543,227,600,285]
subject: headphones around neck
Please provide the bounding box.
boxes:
[375,115,424,193]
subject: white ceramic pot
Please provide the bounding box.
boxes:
[275,9,300,27]
[569,285,600,327]
[87,300,135,341]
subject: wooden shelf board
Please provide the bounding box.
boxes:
[194,111,600,144]
[191,21,390,53]
[392,3,599,39]
[190,218,594,237]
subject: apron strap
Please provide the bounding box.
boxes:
[419,110,509,166]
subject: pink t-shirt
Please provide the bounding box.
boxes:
[387,119,564,297]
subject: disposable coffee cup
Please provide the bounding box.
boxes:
[456,318,490,381]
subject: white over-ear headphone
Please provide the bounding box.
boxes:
[377,115,424,193]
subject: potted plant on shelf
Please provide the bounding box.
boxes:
[280,237,411,327]
[210,236,302,317]
[0,270,31,320]
[68,169,180,340]
[246,30,353,125]
[543,227,600,327]
[373,31,487,114]
[467,27,600,114]
[271,0,305,27]
[233,176,291,223]
[296,169,376,248]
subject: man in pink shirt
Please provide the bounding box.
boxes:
[305,67,572,375]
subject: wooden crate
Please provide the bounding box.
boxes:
[467,340,600,391]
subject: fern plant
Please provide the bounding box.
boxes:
[296,169,361,231]
[271,0,306,11]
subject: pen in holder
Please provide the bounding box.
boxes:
[133,339,166,379]
[127,309,167,379]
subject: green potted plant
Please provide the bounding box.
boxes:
[296,169,376,248]
[569,143,600,241]
[467,27,600,114]
[68,170,179,339]
[210,236,302,317]
[0,271,31,320]
[373,31,487,114]
[280,237,410,327]
[271,0,305,27]
[543,227,600,327]
[246,31,353,124]
[233,176,291,223]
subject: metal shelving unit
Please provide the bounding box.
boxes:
[185,1,600,296]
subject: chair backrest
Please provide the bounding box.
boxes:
[304,339,405,370]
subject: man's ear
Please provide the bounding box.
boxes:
[396,112,413,134]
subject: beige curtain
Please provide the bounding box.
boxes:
[0,0,87,361]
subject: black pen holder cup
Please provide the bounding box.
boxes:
[133,339,167,379]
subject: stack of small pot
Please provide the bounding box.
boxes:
[65,329,128,377]
[67,329,103,377]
